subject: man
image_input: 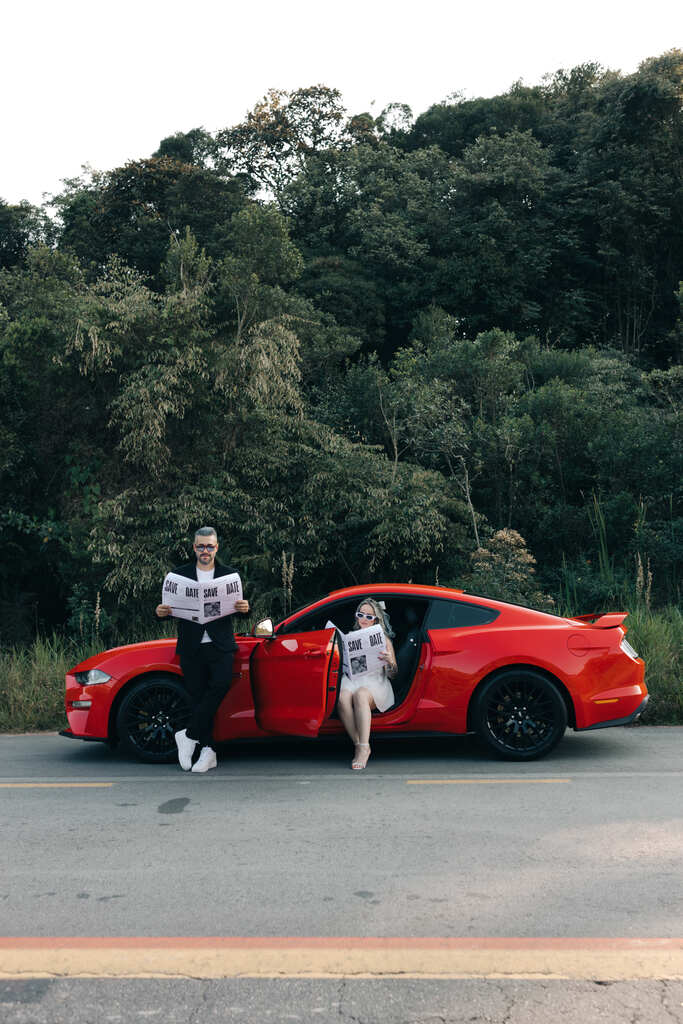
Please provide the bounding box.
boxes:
[156,527,249,773]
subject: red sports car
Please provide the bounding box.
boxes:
[62,583,648,762]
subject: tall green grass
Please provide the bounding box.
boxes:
[0,622,174,734]
[0,608,680,733]
[627,606,683,725]
[0,635,97,733]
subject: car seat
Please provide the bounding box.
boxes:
[390,607,423,707]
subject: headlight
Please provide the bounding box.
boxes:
[620,638,639,659]
[74,669,112,686]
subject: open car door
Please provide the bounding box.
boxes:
[250,628,340,736]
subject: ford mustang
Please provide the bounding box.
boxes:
[62,583,648,762]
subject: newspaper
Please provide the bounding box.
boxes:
[326,620,386,679]
[162,571,243,625]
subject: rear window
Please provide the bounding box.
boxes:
[425,598,499,630]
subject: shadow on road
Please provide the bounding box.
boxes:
[48,724,646,773]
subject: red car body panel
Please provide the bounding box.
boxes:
[63,584,647,751]
[250,628,340,736]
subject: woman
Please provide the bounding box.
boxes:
[337,598,397,770]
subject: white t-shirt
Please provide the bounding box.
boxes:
[196,567,215,643]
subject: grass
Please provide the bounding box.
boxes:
[0,607,680,733]
[0,634,96,733]
[0,623,174,734]
[627,605,683,725]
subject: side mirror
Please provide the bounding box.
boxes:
[254,618,275,638]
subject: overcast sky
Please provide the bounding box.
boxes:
[2,0,679,207]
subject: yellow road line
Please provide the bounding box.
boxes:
[0,783,114,789]
[0,938,681,979]
[406,778,572,785]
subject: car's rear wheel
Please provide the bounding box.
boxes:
[473,669,568,760]
[115,675,191,763]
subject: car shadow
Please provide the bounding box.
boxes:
[54,725,643,772]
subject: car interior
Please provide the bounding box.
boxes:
[278,595,430,712]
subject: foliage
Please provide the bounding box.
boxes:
[215,85,348,197]
[0,53,681,658]
[0,200,55,269]
[51,157,246,283]
[0,635,76,733]
[463,529,555,611]
[629,606,683,724]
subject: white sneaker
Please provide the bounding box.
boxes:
[191,746,217,773]
[175,729,197,771]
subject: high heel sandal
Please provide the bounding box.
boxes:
[351,743,371,770]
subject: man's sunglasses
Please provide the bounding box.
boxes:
[195,544,216,552]
[356,611,376,621]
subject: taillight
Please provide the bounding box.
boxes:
[620,636,639,659]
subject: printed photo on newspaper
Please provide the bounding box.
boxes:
[162,571,243,625]
[326,620,386,679]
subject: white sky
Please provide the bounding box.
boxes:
[2,0,679,207]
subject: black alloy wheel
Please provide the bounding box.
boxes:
[473,669,568,760]
[115,675,192,763]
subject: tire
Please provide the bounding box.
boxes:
[472,669,568,761]
[115,674,192,763]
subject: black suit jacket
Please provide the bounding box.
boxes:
[171,559,243,656]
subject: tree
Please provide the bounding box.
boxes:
[53,157,246,282]
[153,127,214,168]
[407,83,549,158]
[0,200,54,270]
[214,204,303,341]
[215,86,348,198]
[566,50,683,357]
[0,246,94,633]
[465,528,554,610]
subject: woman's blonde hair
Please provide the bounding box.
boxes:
[351,597,394,638]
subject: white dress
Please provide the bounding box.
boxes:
[340,665,395,713]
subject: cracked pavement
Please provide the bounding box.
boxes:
[2,978,683,1023]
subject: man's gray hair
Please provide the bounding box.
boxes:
[194,526,218,542]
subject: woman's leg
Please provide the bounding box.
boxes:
[352,687,376,745]
[349,688,376,768]
[337,689,358,744]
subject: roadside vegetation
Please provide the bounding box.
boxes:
[1,53,680,731]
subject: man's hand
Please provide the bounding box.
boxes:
[235,599,250,614]
[156,604,172,618]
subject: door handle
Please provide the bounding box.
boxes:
[304,650,323,658]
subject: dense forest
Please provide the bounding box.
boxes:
[1,51,681,645]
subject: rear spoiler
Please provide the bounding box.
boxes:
[569,612,628,629]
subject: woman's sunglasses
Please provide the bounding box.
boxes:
[356,611,376,621]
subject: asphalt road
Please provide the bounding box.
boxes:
[1,726,682,1022]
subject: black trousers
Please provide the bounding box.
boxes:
[180,644,236,749]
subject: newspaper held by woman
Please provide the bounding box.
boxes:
[325,620,387,679]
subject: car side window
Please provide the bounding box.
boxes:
[279,597,429,636]
[278,600,358,635]
[425,598,499,630]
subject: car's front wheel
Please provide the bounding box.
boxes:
[472,669,568,760]
[115,675,191,763]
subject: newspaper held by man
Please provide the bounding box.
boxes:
[162,571,243,625]
[325,620,387,679]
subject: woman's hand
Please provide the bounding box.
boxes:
[156,604,172,618]
[378,650,397,676]
[234,599,250,614]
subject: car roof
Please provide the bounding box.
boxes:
[280,583,562,627]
